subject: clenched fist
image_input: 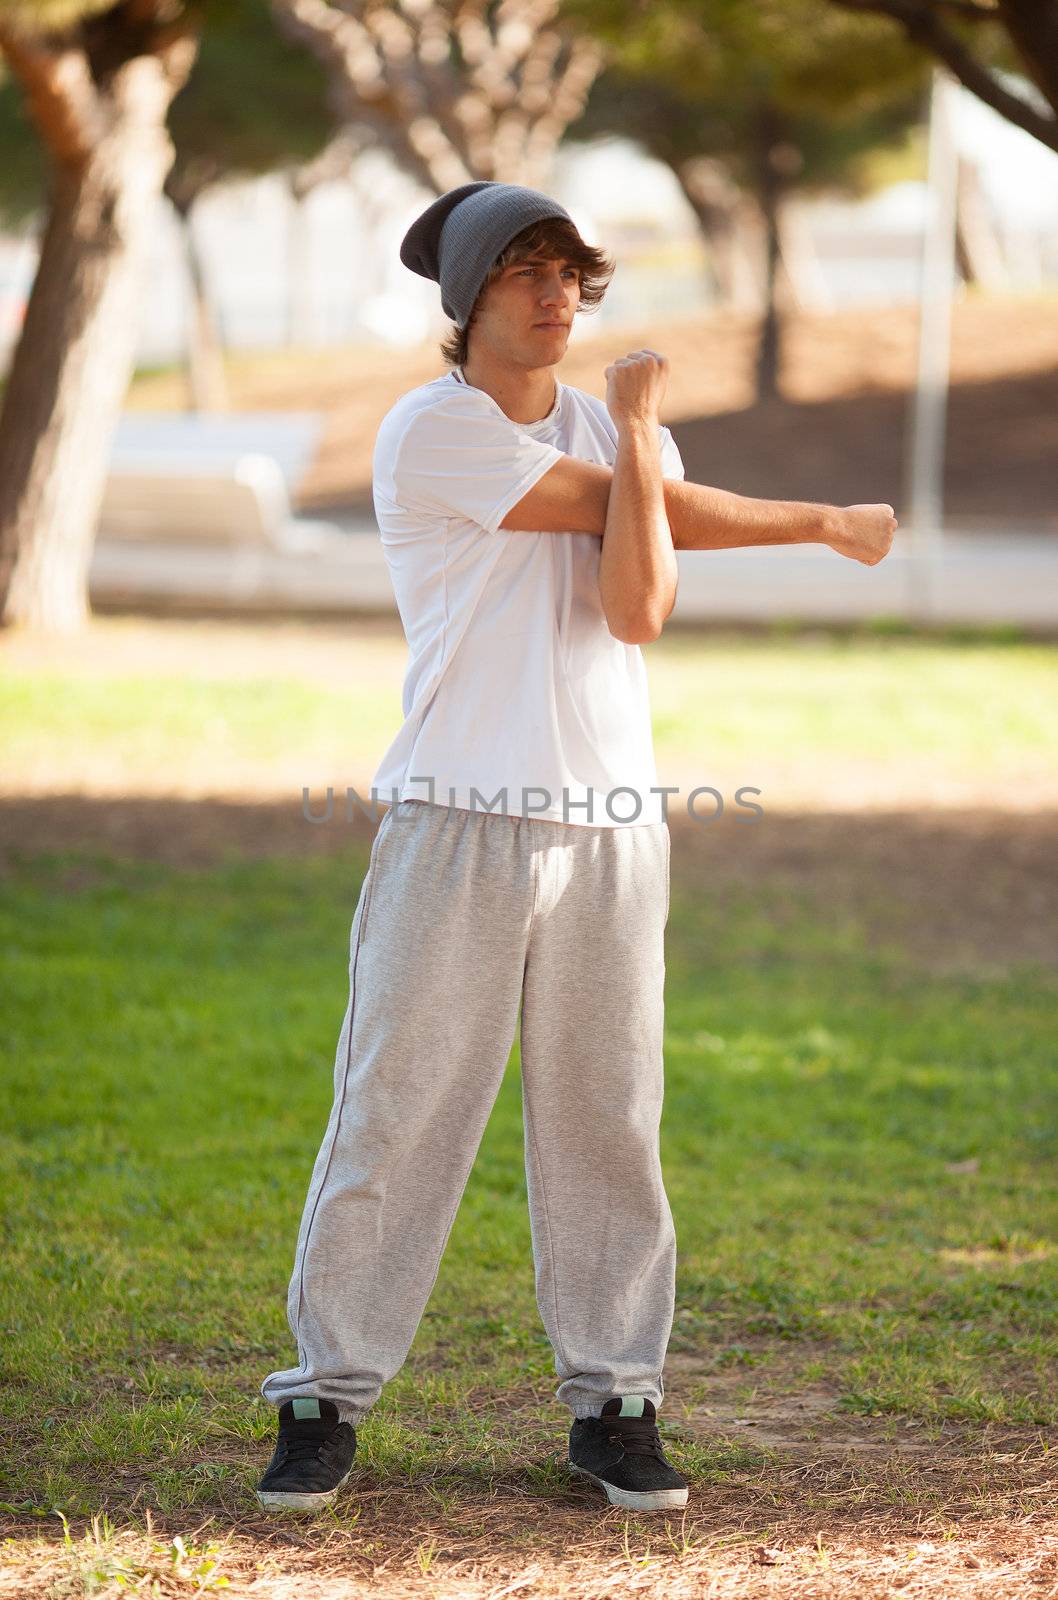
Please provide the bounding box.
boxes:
[605,349,669,429]
[830,503,899,566]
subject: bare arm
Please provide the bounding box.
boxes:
[501,452,896,564]
[597,353,678,644]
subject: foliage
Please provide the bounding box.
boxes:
[825,0,1057,152]
[166,0,336,208]
[567,0,927,196]
[0,0,335,223]
[0,0,114,26]
[0,57,44,223]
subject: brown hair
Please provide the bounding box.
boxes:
[439,215,615,368]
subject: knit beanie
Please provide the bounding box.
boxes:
[400,181,576,329]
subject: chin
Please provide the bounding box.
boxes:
[531,330,568,355]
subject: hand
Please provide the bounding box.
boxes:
[830,503,898,566]
[605,349,668,429]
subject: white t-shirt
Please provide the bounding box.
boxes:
[369,366,685,827]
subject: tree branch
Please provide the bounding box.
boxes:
[932,0,1000,17]
[998,0,1058,114]
[271,0,606,190]
[368,0,478,176]
[270,0,438,187]
[287,126,367,199]
[0,25,105,167]
[831,0,1058,150]
[522,31,606,184]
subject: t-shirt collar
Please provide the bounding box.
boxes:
[451,366,563,434]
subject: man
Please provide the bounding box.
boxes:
[256,181,896,1516]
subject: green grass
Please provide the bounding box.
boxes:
[1,832,1056,1518]
[646,627,1057,770]
[2,627,1056,1525]
[1,628,1055,796]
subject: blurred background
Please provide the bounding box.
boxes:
[2,5,1057,1585]
[1,0,1057,635]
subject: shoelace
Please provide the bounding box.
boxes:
[280,1427,334,1466]
[600,1416,667,1460]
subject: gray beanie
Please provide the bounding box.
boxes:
[400,181,576,329]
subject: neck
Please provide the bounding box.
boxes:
[459,348,558,424]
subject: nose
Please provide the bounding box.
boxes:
[538,267,568,309]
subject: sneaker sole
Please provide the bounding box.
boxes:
[567,1461,689,1511]
[255,1465,354,1512]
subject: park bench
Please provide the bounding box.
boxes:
[95,412,340,553]
[88,410,401,612]
[97,453,333,554]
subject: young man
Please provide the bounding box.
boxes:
[256,181,896,1516]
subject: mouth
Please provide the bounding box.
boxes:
[535,321,568,329]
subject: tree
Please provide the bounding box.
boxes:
[827,0,1058,154]
[162,0,337,407]
[267,0,607,191]
[0,0,200,633]
[566,0,924,397]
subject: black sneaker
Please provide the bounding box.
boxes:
[568,1396,689,1511]
[255,1398,357,1511]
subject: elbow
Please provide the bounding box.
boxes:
[602,569,678,645]
[607,606,668,646]
[611,624,658,646]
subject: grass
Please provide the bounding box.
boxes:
[648,626,1056,765]
[1,836,1056,1512]
[1,623,1056,804]
[1,622,1056,1595]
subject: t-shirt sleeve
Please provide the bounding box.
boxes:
[391,399,564,534]
[659,424,686,481]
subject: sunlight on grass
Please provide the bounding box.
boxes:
[1,627,1055,804]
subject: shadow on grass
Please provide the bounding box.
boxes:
[3,792,1057,975]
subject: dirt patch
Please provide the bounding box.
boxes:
[3,1419,1057,1599]
[665,1348,952,1458]
[3,1352,1057,1598]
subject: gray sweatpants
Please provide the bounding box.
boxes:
[260,797,675,1424]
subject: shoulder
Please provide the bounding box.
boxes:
[375,376,500,461]
[379,375,491,432]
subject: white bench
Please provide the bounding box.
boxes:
[97,453,336,554]
[88,411,388,607]
[95,411,342,551]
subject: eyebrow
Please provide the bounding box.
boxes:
[510,257,577,268]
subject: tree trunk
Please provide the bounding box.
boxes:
[777,200,833,313]
[755,188,782,401]
[955,155,1008,292]
[752,107,798,404]
[0,53,187,633]
[673,157,769,311]
[175,200,230,413]
[285,184,313,348]
[676,158,740,307]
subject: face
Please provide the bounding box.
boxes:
[469,255,582,366]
